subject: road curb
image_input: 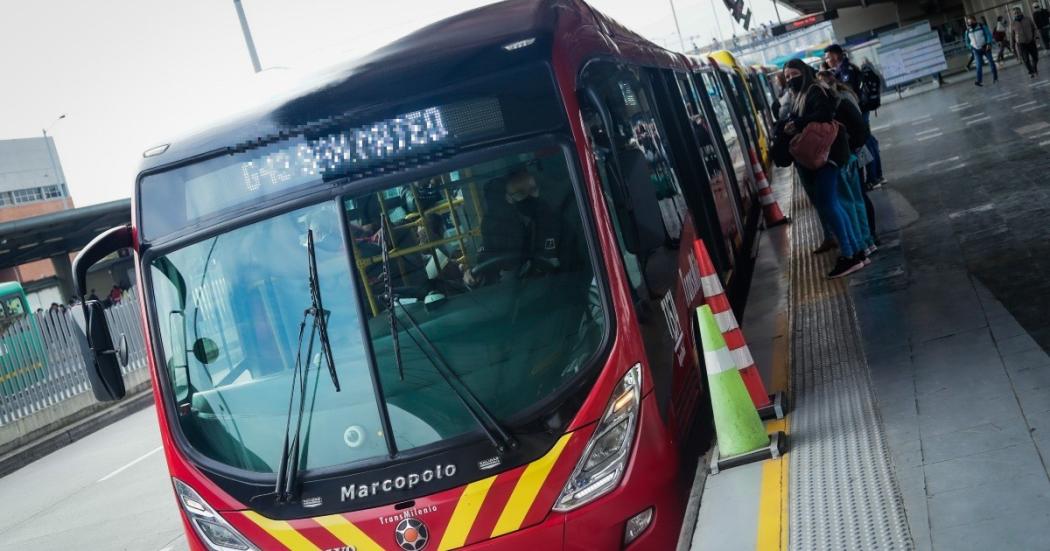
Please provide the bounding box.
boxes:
[676,451,711,551]
[0,389,155,478]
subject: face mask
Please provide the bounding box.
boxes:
[788,76,804,92]
[1017,14,1024,21]
[513,196,539,216]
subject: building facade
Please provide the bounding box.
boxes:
[0,137,74,308]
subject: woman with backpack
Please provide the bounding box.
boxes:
[774,59,867,278]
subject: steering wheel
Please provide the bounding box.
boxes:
[469,253,559,284]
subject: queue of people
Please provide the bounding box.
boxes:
[772,45,884,279]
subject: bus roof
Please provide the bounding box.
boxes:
[137,0,682,177]
[0,281,23,296]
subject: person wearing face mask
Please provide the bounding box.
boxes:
[966,15,999,86]
[469,169,562,285]
[1012,6,1040,78]
[773,59,867,278]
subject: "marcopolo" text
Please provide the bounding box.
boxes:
[340,464,457,501]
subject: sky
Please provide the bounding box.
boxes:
[0,0,796,207]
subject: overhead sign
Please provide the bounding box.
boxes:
[771,10,839,37]
[722,0,753,30]
[878,23,948,88]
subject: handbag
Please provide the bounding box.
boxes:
[855,144,874,166]
[789,121,841,170]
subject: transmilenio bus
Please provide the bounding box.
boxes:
[73,1,771,549]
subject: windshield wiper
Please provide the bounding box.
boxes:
[275,229,340,503]
[306,230,340,392]
[377,219,517,454]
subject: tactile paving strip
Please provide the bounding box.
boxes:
[786,178,914,550]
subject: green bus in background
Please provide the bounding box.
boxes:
[0,281,49,396]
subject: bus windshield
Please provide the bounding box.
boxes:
[148,145,607,475]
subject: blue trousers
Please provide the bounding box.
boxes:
[973,47,998,84]
[838,156,874,249]
[803,164,861,258]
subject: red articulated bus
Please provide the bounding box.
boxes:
[73,1,764,549]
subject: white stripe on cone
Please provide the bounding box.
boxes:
[700,273,723,298]
[704,344,738,375]
[730,346,755,371]
[759,194,776,206]
[715,310,738,332]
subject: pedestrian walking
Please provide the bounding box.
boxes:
[995,16,1011,61]
[965,15,999,86]
[1034,2,1050,50]
[1012,6,1041,77]
[773,59,866,278]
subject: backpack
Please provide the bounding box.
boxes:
[834,95,870,152]
[858,67,882,112]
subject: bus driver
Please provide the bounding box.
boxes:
[465,168,563,286]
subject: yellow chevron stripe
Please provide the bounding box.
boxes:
[438,475,497,551]
[241,510,320,551]
[490,434,572,538]
[314,514,385,551]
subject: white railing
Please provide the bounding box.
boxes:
[0,297,148,426]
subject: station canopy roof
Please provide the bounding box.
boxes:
[777,0,893,14]
[0,199,130,268]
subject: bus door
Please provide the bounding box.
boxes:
[578,61,705,445]
[647,68,738,282]
[671,70,745,279]
[721,70,763,164]
[748,71,776,139]
[694,69,755,231]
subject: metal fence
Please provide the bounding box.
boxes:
[0,297,148,426]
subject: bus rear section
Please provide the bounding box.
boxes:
[69,1,768,549]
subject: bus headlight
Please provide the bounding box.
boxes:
[174,478,257,551]
[553,363,642,511]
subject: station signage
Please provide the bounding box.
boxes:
[771,9,839,37]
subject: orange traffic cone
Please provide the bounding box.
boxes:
[749,147,790,227]
[693,238,786,420]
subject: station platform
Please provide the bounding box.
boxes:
[682,61,1050,551]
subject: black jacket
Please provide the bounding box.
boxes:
[773,85,850,170]
[1035,8,1050,29]
[833,93,870,152]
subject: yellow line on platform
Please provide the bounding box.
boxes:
[756,418,788,551]
[756,311,791,550]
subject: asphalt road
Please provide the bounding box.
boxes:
[0,407,188,551]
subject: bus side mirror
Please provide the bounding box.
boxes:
[84,300,126,401]
[73,225,134,402]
